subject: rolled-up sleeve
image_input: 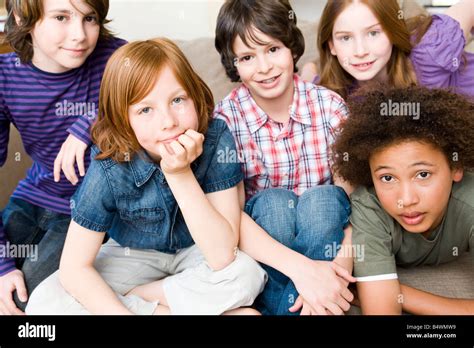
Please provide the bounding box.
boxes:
[71,149,117,232]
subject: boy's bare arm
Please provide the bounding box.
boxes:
[333,224,354,274]
[357,279,403,314]
[399,284,474,315]
[331,172,354,274]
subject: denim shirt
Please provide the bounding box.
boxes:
[70,119,243,253]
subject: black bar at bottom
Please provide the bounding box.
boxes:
[0,315,472,346]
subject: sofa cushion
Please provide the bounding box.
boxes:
[398,252,474,299]
[347,252,473,314]
[0,128,32,209]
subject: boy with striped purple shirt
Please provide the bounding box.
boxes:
[0,0,125,314]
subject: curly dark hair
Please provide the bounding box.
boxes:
[215,0,305,82]
[332,86,474,187]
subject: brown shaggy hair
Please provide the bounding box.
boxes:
[4,0,112,63]
[215,0,305,82]
[332,86,474,187]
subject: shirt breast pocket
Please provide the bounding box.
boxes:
[119,207,166,234]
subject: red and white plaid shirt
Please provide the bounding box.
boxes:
[213,74,348,201]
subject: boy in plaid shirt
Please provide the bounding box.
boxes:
[213,0,356,315]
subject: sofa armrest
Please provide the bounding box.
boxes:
[0,127,32,210]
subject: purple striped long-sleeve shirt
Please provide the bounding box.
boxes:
[0,37,126,276]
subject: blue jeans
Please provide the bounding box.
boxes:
[2,197,70,311]
[245,185,351,315]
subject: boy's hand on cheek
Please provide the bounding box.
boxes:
[158,129,204,175]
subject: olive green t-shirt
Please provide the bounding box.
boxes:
[350,171,474,281]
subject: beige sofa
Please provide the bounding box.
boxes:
[0,0,472,311]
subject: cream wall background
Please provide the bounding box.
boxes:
[108,0,225,41]
[107,0,329,41]
[107,0,446,41]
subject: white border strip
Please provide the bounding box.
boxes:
[356,273,398,282]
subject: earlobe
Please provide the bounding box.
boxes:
[452,167,464,182]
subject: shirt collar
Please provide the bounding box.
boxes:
[129,150,164,187]
[289,74,312,126]
[241,74,312,134]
